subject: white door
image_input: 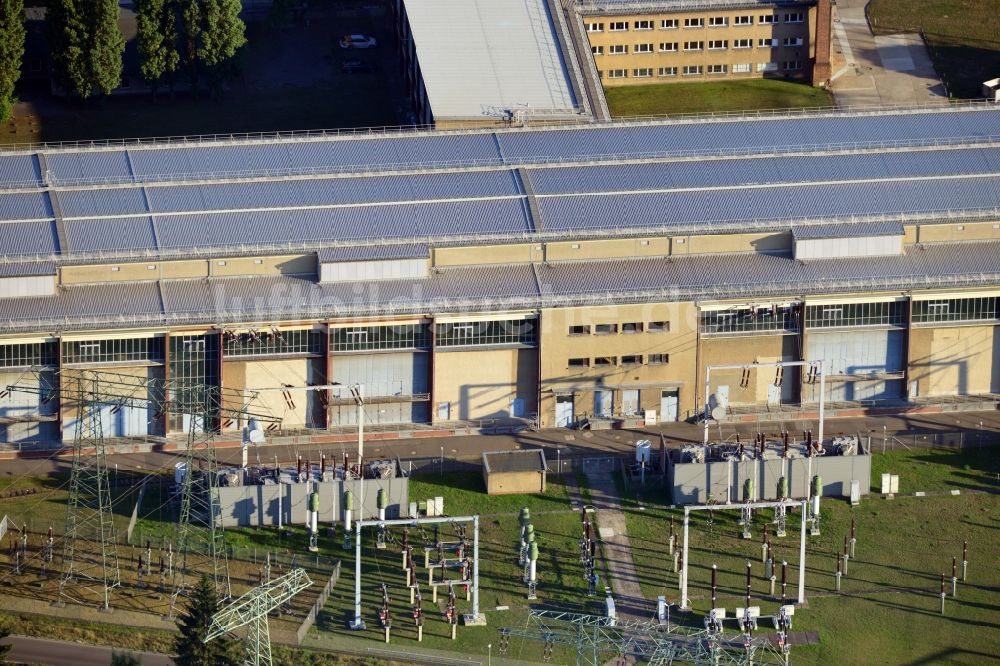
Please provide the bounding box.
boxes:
[660,389,679,422]
[555,395,574,427]
[767,384,782,406]
[595,390,613,418]
[715,385,730,410]
[622,390,640,416]
[437,402,450,421]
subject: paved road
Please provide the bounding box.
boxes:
[829,0,948,106]
[1,635,173,666]
[0,410,996,481]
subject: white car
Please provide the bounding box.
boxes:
[340,34,377,49]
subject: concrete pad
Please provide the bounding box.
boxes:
[598,526,615,539]
[875,36,916,72]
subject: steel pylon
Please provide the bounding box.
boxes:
[59,371,121,610]
[171,385,230,612]
[206,567,314,666]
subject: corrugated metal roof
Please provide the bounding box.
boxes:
[792,222,904,239]
[403,0,578,119]
[0,221,58,256]
[0,261,55,277]
[2,241,997,332]
[317,244,429,262]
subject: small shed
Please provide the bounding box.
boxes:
[482,449,547,495]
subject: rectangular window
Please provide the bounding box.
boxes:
[621,355,642,366]
[568,325,591,335]
[593,357,616,367]
[783,37,804,47]
[805,302,907,328]
[226,329,326,357]
[912,297,999,324]
[621,322,643,334]
[660,19,677,29]
[758,38,778,48]
[332,323,431,351]
[592,45,604,55]
[659,42,678,52]
[633,68,654,77]
[708,39,727,49]
[568,358,590,368]
[684,18,704,28]
[634,43,653,53]
[734,38,752,49]
[759,14,775,24]
[63,337,166,365]
[608,68,628,78]
[648,321,670,332]
[435,319,537,347]
[757,62,778,72]
[634,20,653,30]
[683,65,704,75]
[708,16,728,27]
[658,66,677,77]
[784,60,802,70]
[684,41,703,51]
[784,12,804,23]
[609,44,628,55]
[735,15,753,25]
[708,64,727,74]
[0,341,59,369]
[648,353,669,365]
[594,323,618,335]
[733,63,751,73]
[610,21,628,31]
[700,306,800,335]
[586,22,604,32]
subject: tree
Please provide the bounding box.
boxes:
[0,0,25,122]
[181,0,246,93]
[136,0,180,98]
[88,0,125,96]
[47,0,124,99]
[109,652,142,666]
[173,575,240,666]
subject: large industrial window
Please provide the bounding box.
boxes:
[169,334,219,432]
[700,306,799,334]
[0,341,58,369]
[224,329,324,357]
[64,337,165,365]
[912,297,999,324]
[331,323,431,352]
[435,319,537,347]
[805,302,906,328]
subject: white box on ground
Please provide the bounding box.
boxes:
[435,496,444,516]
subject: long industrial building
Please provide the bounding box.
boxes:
[0,104,999,445]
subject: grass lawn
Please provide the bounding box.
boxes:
[619,468,1000,665]
[870,447,1000,494]
[868,0,1000,98]
[605,79,833,118]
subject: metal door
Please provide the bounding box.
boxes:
[594,390,613,418]
[555,395,574,427]
[510,398,525,418]
[437,402,450,421]
[622,390,639,416]
[660,389,679,422]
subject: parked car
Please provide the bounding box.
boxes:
[340,34,377,49]
[341,59,373,74]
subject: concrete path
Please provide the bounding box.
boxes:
[1,635,173,666]
[829,0,948,106]
[582,459,648,621]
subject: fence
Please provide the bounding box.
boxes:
[296,560,341,645]
[874,427,999,454]
[124,475,153,544]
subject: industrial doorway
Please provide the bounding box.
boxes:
[660,389,679,422]
[555,394,574,427]
[594,390,613,418]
